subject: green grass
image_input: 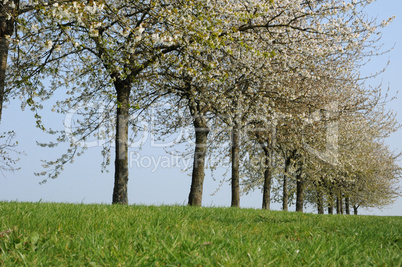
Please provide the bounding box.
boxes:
[0,202,400,266]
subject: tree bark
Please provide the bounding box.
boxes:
[328,203,333,214]
[282,155,291,211]
[231,119,240,207]
[0,1,17,121]
[328,188,334,214]
[262,147,272,210]
[0,36,9,122]
[112,80,130,205]
[353,205,359,215]
[316,178,324,214]
[340,194,343,214]
[296,181,304,212]
[336,195,341,214]
[188,114,209,206]
[295,164,304,212]
[317,189,324,214]
[345,197,350,215]
[336,192,343,214]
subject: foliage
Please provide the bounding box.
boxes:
[0,0,400,209]
[0,131,21,173]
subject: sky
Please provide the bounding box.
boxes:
[1,1,402,216]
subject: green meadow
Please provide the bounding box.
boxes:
[0,202,400,266]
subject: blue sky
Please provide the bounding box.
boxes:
[1,1,401,215]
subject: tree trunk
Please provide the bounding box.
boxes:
[353,205,359,215]
[112,80,130,205]
[345,197,350,215]
[316,178,324,214]
[262,147,272,210]
[231,119,240,207]
[328,190,334,214]
[296,180,304,212]
[295,164,304,213]
[188,115,209,206]
[336,192,344,214]
[282,156,291,211]
[0,36,9,122]
[0,1,17,121]
[317,189,324,214]
[328,203,333,214]
[336,195,341,214]
[340,194,343,214]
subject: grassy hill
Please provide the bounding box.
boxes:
[0,202,400,266]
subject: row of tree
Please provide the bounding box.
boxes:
[1,0,400,213]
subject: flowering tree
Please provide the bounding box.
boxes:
[9,0,270,205]
[4,0,399,210]
[0,0,72,173]
[7,0,202,204]
[332,105,400,214]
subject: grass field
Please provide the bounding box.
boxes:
[0,202,401,266]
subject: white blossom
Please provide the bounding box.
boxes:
[44,40,53,50]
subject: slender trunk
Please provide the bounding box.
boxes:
[353,205,359,215]
[282,156,290,211]
[262,147,272,210]
[295,164,304,212]
[112,80,130,204]
[328,203,333,214]
[317,189,324,214]
[316,178,324,214]
[336,193,344,214]
[340,193,343,214]
[325,182,335,214]
[328,190,334,214]
[188,115,209,206]
[345,197,350,215]
[336,195,341,214]
[282,174,288,211]
[0,36,9,122]
[0,1,17,121]
[231,119,240,207]
[296,180,304,212]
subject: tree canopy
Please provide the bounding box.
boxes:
[1,0,400,211]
